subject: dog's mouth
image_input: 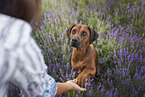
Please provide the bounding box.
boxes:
[70,42,84,48]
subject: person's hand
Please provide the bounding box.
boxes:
[65,78,87,91]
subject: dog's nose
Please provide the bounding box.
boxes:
[72,38,78,42]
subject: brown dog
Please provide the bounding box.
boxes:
[66,24,101,86]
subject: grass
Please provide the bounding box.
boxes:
[9,0,145,96]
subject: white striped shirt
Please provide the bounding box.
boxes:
[0,13,57,97]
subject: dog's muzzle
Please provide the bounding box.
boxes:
[70,37,83,48]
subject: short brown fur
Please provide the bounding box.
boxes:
[66,24,101,86]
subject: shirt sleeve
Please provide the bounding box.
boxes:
[11,36,57,97]
[42,74,57,97]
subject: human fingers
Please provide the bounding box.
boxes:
[71,78,77,83]
[66,80,87,91]
[74,85,87,91]
[72,82,86,91]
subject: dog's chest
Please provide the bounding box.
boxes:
[71,57,89,71]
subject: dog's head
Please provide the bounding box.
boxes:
[66,24,98,48]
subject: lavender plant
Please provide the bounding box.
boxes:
[34,0,145,97]
[9,0,145,96]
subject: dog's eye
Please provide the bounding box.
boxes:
[72,29,76,35]
[82,31,87,36]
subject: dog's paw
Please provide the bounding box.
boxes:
[77,73,88,86]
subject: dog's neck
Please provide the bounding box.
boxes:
[73,44,90,59]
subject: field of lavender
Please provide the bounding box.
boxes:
[9,0,145,97]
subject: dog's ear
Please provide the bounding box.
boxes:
[88,27,98,44]
[66,24,76,38]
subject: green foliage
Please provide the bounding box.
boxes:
[33,0,145,96]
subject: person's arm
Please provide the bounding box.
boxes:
[56,79,87,96]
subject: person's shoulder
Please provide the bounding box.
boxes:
[0,13,32,49]
[0,13,32,31]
